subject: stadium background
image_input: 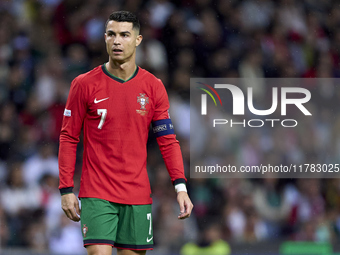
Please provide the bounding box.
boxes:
[0,0,340,254]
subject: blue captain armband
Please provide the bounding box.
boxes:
[152,119,175,138]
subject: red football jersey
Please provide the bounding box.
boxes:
[58,65,186,204]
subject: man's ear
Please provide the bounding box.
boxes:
[136,34,143,47]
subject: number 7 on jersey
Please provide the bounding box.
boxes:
[97,109,107,129]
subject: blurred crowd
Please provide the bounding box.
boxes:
[0,0,340,254]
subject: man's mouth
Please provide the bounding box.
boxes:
[113,49,123,53]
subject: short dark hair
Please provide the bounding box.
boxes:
[105,11,140,33]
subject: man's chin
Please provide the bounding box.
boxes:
[110,54,134,63]
[110,56,125,62]
[111,55,124,59]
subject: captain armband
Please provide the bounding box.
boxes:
[152,119,175,137]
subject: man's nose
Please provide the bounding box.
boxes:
[114,36,120,45]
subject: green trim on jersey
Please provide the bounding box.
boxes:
[102,63,138,83]
[80,198,153,250]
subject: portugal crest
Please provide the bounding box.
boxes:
[137,93,149,110]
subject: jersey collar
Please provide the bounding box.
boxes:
[102,64,139,83]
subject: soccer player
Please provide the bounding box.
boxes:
[58,11,193,255]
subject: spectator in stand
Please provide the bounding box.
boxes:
[181,222,230,255]
[0,161,42,246]
[49,214,85,254]
[0,205,9,248]
[253,177,290,237]
[22,142,59,187]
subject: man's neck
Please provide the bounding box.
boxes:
[106,59,137,82]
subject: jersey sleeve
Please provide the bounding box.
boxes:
[58,77,87,194]
[152,80,187,186]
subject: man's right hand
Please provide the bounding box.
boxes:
[61,193,81,222]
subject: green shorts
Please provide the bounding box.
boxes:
[80,198,153,250]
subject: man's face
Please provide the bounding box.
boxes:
[105,21,142,63]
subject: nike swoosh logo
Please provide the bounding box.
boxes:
[146,236,153,243]
[94,97,109,104]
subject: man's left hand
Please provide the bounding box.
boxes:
[177,191,193,219]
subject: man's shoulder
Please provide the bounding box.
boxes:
[137,66,163,85]
[73,65,103,84]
